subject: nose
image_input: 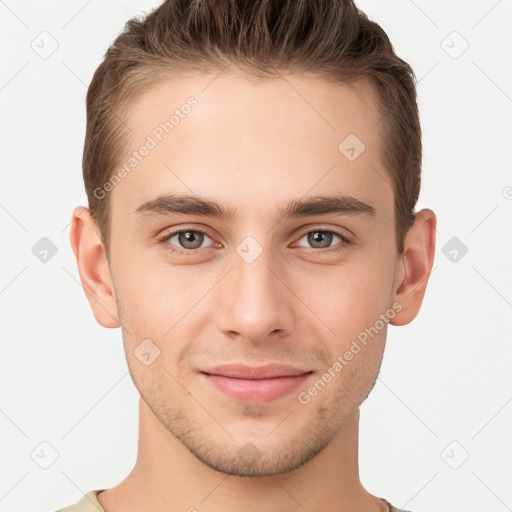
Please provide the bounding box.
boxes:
[214,243,296,345]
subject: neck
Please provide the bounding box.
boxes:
[97,398,385,512]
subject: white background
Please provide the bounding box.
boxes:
[0,1,511,511]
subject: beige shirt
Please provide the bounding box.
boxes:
[55,489,411,512]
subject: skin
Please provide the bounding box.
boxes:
[70,71,436,512]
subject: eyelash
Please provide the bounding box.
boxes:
[156,225,351,257]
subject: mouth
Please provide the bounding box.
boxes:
[200,364,314,404]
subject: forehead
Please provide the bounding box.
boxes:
[124,71,381,141]
[110,72,392,221]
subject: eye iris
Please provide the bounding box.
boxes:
[308,231,332,249]
[179,230,203,249]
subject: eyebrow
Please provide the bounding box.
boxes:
[133,193,376,221]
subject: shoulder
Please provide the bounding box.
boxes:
[388,505,414,512]
[55,490,105,512]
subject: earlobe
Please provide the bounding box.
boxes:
[69,206,120,328]
[390,208,437,326]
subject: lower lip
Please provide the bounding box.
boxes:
[202,372,312,404]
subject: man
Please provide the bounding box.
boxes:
[63,0,436,510]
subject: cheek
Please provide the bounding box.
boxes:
[113,260,216,379]
[112,248,194,327]
[298,261,392,343]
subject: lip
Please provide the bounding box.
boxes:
[202,363,310,379]
[200,364,313,404]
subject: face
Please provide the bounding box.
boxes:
[106,72,400,476]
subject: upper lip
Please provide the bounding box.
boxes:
[201,363,311,379]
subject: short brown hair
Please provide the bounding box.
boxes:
[83,0,421,259]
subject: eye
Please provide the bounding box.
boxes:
[157,228,216,256]
[156,226,351,257]
[293,228,351,253]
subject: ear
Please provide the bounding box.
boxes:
[69,206,120,328]
[390,208,437,326]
